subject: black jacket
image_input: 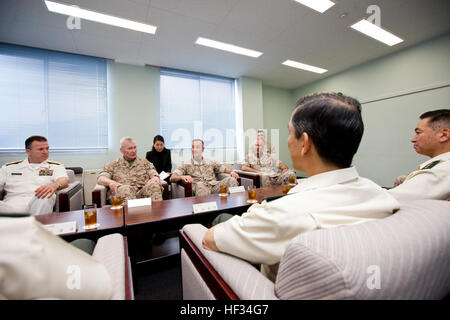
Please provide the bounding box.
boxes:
[145,148,172,174]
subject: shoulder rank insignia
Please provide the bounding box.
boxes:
[421,160,442,170]
[47,160,62,165]
[5,160,23,166]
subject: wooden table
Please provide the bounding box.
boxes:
[35,206,125,242]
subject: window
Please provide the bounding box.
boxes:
[0,43,108,151]
[160,69,239,162]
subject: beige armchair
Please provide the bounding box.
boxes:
[180,199,450,300]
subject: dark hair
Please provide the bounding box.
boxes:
[25,135,47,149]
[420,109,450,130]
[153,135,165,144]
[292,92,364,168]
[192,139,204,147]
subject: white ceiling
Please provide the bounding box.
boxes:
[0,0,449,89]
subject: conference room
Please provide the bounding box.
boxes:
[0,0,449,304]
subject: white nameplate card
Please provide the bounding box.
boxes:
[228,186,245,194]
[128,198,152,208]
[192,201,218,214]
[43,221,77,235]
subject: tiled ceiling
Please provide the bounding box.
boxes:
[0,0,449,89]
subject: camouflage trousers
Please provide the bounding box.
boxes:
[193,177,239,196]
[261,170,296,187]
[113,182,163,202]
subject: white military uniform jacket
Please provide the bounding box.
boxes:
[0,217,112,299]
[0,158,68,215]
[213,167,400,282]
[388,151,450,202]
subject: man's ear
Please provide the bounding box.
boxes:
[438,128,450,143]
[300,132,311,156]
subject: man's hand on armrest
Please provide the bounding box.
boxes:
[97,175,122,193]
[171,173,194,184]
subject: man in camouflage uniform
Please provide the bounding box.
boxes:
[97,137,163,202]
[242,139,295,187]
[170,139,240,196]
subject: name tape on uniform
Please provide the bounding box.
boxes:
[192,201,218,214]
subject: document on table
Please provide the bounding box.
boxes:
[159,171,170,181]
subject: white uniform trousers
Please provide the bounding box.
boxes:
[0,194,56,216]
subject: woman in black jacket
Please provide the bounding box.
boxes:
[146,135,172,182]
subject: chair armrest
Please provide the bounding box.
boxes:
[93,234,134,300]
[92,184,106,208]
[171,180,193,198]
[180,224,276,300]
[55,181,82,212]
[234,170,262,188]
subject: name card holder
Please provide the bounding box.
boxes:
[192,201,218,214]
[43,221,77,235]
[128,198,152,208]
[228,186,245,194]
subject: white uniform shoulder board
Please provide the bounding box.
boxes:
[47,160,62,165]
[5,160,23,166]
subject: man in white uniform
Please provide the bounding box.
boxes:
[0,217,112,299]
[389,109,450,201]
[202,92,400,282]
[0,136,69,215]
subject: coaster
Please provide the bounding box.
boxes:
[246,200,258,203]
[83,223,100,230]
[111,205,123,210]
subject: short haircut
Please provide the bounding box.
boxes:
[420,109,450,131]
[292,92,364,168]
[153,135,165,144]
[25,136,47,149]
[192,139,204,147]
[119,137,136,147]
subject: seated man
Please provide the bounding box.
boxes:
[0,136,69,216]
[202,92,400,282]
[170,139,239,196]
[97,137,163,202]
[389,109,449,201]
[241,138,295,187]
[256,129,275,154]
[0,216,112,299]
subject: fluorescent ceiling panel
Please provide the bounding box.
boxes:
[282,60,328,74]
[294,0,335,13]
[195,37,263,58]
[351,19,403,46]
[44,0,157,34]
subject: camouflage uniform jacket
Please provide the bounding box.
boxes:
[174,157,226,186]
[244,149,280,175]
[98,157,157,188]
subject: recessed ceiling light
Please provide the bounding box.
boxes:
[195,37,263,58]
[282,60,328,74]
[350,19,403,46]
[44,0,157,34]
[293,0,335,13]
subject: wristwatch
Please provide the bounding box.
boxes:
[55,181,62,190]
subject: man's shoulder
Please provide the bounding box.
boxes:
[46,160,63,166]
[4,160,24,166]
